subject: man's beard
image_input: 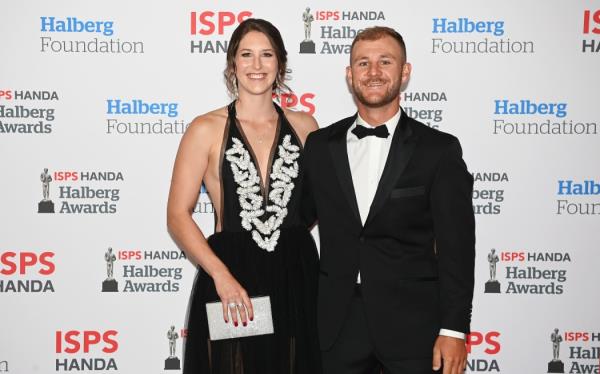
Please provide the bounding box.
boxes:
[353,78,401,108]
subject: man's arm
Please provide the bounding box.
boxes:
[430,138,475,333]
[430,138,475,374]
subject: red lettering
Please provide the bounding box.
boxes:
[500,252,524,261]
[198,11,216,35]
[190,12,196,35]
[218,12,236,35]
[484,331,501,354]
[584,10,591,33]
[466,332,483,353]
[281,93,298,109]
[273,93,316,115]
[565,332,590,341]
[584,10,600,34]
[19,252,37,274]
[0,251,54,275]
[83,331,101,353]
[53,171,78,181]
[194,11,252,35]
[0,252,17,275]
[300,93,316,115]
[55,331,62,353]
[467,331,501,355]
[63,331,81,354]
[118,250,141,260]
[38,252,55,275]
[315,11,339,21]
[102,330,119,353]
[56,330,118,354]
[0,90,12,100]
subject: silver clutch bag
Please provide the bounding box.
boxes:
[205,296,274,340]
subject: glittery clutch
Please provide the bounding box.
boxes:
[205,296,274,340]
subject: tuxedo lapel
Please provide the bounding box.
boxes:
[364,110,418,227]
[328,115,362,225]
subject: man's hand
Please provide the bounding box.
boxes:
[432,335,467,374]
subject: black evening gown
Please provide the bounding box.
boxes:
[183,101,321,374]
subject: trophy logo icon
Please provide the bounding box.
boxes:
[38,168,55,213]
[165,325,181,370]
[299,7,316,54]
[547,328,565,373]
[484,249,501,293]
[101,247,118,292]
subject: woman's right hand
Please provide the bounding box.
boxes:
[213,271,254,326]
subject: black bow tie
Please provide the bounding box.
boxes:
[351,124,389,139]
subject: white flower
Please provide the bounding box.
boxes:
[225,135,299,252]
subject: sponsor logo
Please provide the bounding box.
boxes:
[472,171,508,215]
[105,98,188,135]
[55,330,118,371]
[402,91,447,130]
[36,168,125,214]
[582,9,600,53]
[492,99,597,136]
[466,331,501,372]
[546,328,600,373]
[101,247,186,293]
[431,17,534,54]
[190,10,253,53]
[299,7,387,55]
[484,249,571,295]
[0,251,56,293]
[556,180,600,215]
[0,89,58,134]
[40,16,144,54]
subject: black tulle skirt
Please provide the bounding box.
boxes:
[183,226,321,374]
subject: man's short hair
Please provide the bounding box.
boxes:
[350,26,407,63]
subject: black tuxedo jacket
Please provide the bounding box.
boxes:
[303,109,475,360]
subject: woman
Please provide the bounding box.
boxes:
[167,18,321,374]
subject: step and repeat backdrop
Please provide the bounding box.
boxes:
[1,1,599,373]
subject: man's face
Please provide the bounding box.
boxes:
[347,36,411,109]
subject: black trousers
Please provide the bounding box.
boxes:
[321,286,437,374]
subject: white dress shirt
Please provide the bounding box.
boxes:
[346,107,465,340]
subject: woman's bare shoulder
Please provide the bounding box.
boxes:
[283,108,319,143]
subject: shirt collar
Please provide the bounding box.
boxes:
[351,107,402,140]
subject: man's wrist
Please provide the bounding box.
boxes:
[439,329,466,340]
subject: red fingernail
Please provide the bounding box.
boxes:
[224,319,228,323]
[234,322,238,327]
[243,322,247,327]
[250,317,254,321]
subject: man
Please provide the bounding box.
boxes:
[303,26,475,374]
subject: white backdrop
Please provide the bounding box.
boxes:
[1,1,599,373]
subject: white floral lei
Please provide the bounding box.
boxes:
[224,134,300,252]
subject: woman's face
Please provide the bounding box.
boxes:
[234,31,278,97]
